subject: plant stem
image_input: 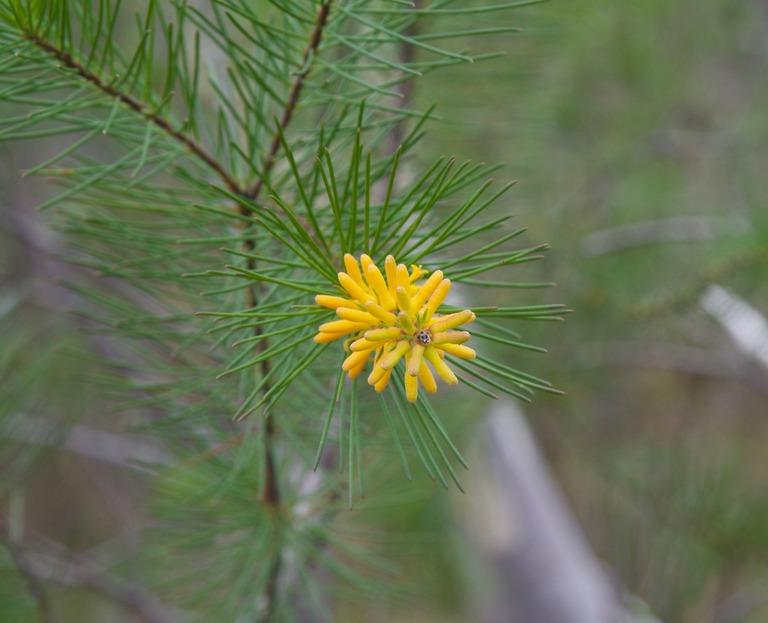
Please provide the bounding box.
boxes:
[25,34,244,196]
[245,2,333,615]
[0,515,60,623]
[244,0,333,200]
[27,2,336,616]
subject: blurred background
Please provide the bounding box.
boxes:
[2,0,768,621]
[420,1,768,621]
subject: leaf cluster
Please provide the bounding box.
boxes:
[0,0,561,618]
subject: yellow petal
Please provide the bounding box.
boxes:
[336,307,379,325]
[411,270,443,310]
[396,263,411,292]
[367,264,396,310]
[343,254,365,287]
[410,263,428,282]
[364,300,398,325]
[365,327,402,341]
[379,340,410,370]
[350,338,378,352]
[418,361,437,394]
[319,319,369,334]
[397,310,417,334]
[407,343,425,376]
[313,331,348,343]
[347,355,369,379]
[315,294,357,309]
[428,309,475,333]
[368,361,388,385]
[424,278,451,321]
[338,272,375,304]
[374,367,393,392]
[360,254,374,278]
[432,330,470,345]
[342,349,372,372]
[396,285,414,318]
[439,343,476,359]
[404,367,418,402]
[424,345,458,385]
[385,255,398,299]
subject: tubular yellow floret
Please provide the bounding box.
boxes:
[404,362,419,402]
[313,331,348,343]
[396,286,415,320]
[368,363,386,386]
[364,300,398,325]
[350,338,378,352]
[407,343,425,376]
[411,270,443,310]
[439,343,476,359]
[431,331,470,345]
[374,367,393,392]
[336,307,379,324]
[385,255,398,299]
[338,272,375,304]
[379,340,411,370]
[342,349,372,372]
[424,346,458,385]
[360,254,374,277]
[424,279,451,320]
[418,362,437,394]
[315,294,359,309]
[347,354,370,379]
[365,327,402,341]
[366,264,396,310]
[343,254,365,286]
[319,319,368,334]
[428,309,475,333]
[395,263,411,292]
[410,264,428,283]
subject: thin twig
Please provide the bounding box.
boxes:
[245,3,334,615]
[244,0,333,201]
[27,544,181,623]
[26,34,244,196]
[386,0,420,155]
[26,5,336,618]
[244,0,336,507]
[260,543,284,623]
[0,516,61,623]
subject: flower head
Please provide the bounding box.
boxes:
[314,254,476,402]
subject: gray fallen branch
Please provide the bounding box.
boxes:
[459,402,662,623]
[700,284,768,370]
[580,216,733,257]
[0,515,61,623]
[4,413,172,471]
[26,545,184,623]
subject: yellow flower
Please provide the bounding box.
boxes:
[314,254,476,402]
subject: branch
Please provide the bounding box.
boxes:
[6,528,182,623]
[580,216,725,257]
[701,284,768,370]
[460,402,662,623]
[245,5,334,615]
[0,516,60,623]
[7,414,172,470]
[25,34,244,196]
[244,0,334,201]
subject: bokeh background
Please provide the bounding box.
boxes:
[422,1,768,621]
[2,0,768,621]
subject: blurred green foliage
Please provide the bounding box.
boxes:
[418,1,768,621]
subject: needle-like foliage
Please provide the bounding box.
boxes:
[0,0,563,619]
